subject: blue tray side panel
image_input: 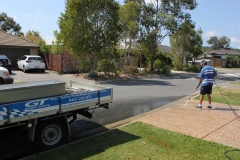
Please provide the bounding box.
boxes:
[0,89,112,122]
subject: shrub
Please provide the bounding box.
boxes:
[189,65,200,73]
[182,64,190,72]
[154,59,163,70]
[174,64,182,71]
[122,65,138,77]
[79,61,92,73]
[227,64,232,68]
[97,59,116,76]
[172,59,182,71]
[87,71,98,79]
[162,65,171,76]
[139,68,147,75]
[115,69,121,76]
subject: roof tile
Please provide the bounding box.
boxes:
[0,30,39,48]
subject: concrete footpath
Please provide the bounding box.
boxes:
[131,97,240,149]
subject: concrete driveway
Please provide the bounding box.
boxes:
[10,69,93,87]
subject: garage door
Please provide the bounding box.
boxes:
[0,48,30,68]
[214,58,222,67]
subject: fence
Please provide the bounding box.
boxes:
[44,53,81,73]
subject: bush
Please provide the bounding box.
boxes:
[172,57,182,71]
[189,65,200,73]
[115,69,121,76]
[227,64,232,68]
[122,65,138,77]
[182,64,190,72]
[97,59,116,76]
[154,59,163,70]
[173,64,182,71]
[87,71,98,79]
[139,68,147,75]
[162,65,171,76]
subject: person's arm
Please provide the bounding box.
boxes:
[213,69,217,78]
[199,69,203,83]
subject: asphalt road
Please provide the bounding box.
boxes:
[2,68,240,159]
[10,69,240,133]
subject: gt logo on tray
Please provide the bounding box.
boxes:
[25,98,49,107]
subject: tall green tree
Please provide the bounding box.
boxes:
[50,30,65,54]
[170,20,203,67]
[0,12,23,36]
[119,1,140,48]
[128,0,197,72]
[58,0,122,69]
[207,36,231,50]
[119,1,140,65]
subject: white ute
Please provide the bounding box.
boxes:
[0,66,14,84]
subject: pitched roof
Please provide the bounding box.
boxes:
[119,39,171,53]
[0,30,39,48]
[207,48,240,56]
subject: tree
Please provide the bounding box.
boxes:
[0,12,23,36]
[119,1,140,65]
[25,30,44,44]
[170,20,203,67]
[130,0,198,72]
[207,36,231,50]
[119,1,140,42]
[49,30,65,54]
[57,0,122,69]
[23,30,51,55]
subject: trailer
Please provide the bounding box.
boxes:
[0,80,113,150]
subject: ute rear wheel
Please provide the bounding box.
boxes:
[35,118,68,151]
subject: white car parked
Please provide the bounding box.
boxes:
[17,55,46,73]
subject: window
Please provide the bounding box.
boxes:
[28,57,43,60]
[20,56,27,60]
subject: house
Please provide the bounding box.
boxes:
[119,39,171,67]
[198,48,240,68]
[0,30,40,69]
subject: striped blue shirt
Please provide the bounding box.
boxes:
[200,65,217,86]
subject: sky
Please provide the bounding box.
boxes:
[0,0,240,49]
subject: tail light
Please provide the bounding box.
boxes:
[40,60,44,63]
[25,60,32,63]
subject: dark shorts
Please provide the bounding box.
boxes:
[200,85,212,95]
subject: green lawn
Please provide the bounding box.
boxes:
[26,122,239,160]
[231,81,240,85]
[194,85,240,106]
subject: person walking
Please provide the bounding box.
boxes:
[195,60,217,109]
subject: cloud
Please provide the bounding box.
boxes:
[230,37,240,44]
[204,30,220,37]
[24,13,33,18]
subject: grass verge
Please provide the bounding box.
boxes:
[26,122,239,160]
[194,84,240,106]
